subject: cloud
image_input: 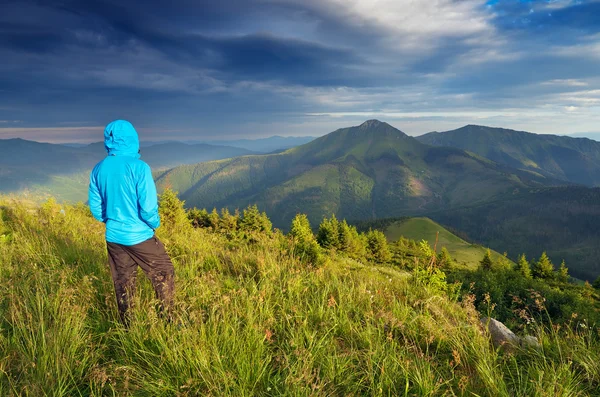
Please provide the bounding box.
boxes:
[0,0,599,139]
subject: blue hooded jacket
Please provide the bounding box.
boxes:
[88,120,160,246]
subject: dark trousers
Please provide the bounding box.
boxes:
[106,236,175,325]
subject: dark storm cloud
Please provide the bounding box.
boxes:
[1,0,600,139]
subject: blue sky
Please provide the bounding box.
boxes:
[1,0,599,142]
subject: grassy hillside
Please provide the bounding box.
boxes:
[156,120,554,229]
[1,196,599,395]
[418,125,600,186]
[380,217,509,268]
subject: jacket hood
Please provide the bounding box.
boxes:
[104,120,140,158]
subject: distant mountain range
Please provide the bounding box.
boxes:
[61,135,317,154]
[155,120,555,228]
[418,125,600,186]
[0,139,256,200]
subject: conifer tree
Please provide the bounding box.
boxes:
[437,247,452,268]
[289,214,321,265]
[366,229,391,264]
[188,208,211,228]
[317,215,339,249]
[208,208,220,231]
[220,208,238,233]
[158,189,191,231]
[532,252,554,279]
[290,214,314,244]
[593,276,600,290]
[557,260,569,283]
[517,254,532,279]
[338,220,352,251]
[479,249,494,271]
[239,204,272,234]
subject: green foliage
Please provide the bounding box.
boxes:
[557,260,569,283]
[289,214,322,265]
[337,219,366,260]
[366,229,391,264]
[188,208,211,228]
[594,276,600,290]
[437,247,452,268]
[239,205,272,235]
[480,249,494,271]
[517,254,532,279]
[317,215,340,249]
[532,252,555,280]
[158,188,191,231]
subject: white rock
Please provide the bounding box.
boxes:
[481,317,520,350]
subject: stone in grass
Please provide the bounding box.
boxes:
[520,335,541,350]
[480,317,520,351]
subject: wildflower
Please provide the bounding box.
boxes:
[265,329,274,342]
[328,295,337,308]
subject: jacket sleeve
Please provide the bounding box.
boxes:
[137,163,161,230]
[88,169,106,223]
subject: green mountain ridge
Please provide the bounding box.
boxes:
[418,125,600,186]
[156,120,555,230]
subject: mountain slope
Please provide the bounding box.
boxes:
[417,125,600,186]
[427,186,600,280]
[156,120,555,228]
[385,217,510,268]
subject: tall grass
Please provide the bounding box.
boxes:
[0,198,598,395]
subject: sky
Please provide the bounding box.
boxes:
[1,0,600,142]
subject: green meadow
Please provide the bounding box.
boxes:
[0,194,599,396]
[382,217,511,269]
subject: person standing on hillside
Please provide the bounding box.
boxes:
[88,119,174,326]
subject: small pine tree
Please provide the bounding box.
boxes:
[557,260,569,283]
[593,276,600,290]
[239,204,272,234]
[317,215,339,249]
[532,252,554,279]
[289,214,321,265]
[366,229,391,264]
[583,281,594,299]
[219,208,239,233]
[208,208,220,231]
[480,249,494,271]
[338,220,352,251]
[437,247,452,268]
[290,214,314,244]
[188,208,211,228]
[337,220,366,259]
[517,254,532,279]
[158,189,191,231]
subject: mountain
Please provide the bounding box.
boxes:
[417,125,600,186]
[427,186,600,280]
[0,139,256,200]
[155,120,555,229]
